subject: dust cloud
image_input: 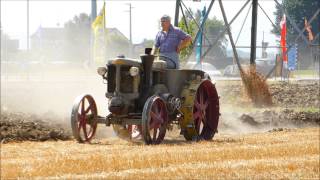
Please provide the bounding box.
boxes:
[1,66,108,119]
[1,38,136,140]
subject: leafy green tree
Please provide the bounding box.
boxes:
[178,9,197,62]
[203,16,227,59]
[178,9,227,62]
[273,0,319,69]
[273,0,319,41]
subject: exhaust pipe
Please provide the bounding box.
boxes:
[140,48,154,88]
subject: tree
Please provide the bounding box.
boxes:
[1,30,19,61]
[273,0,319,41]
[64,13,91,62]
[63,13,132,62]
[273,0,319,68]
[178,9,227,63]
[203,16,227,59]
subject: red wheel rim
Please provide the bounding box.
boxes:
[194,85,208,134]
[193,80,219,140]
[147,97,168,144]
[76,95,97,142]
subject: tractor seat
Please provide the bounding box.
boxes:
[152,60,167,70]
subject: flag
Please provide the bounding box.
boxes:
[280,14,287,62]
[304,17,314,41]
[92,2,106,65]
[92,3,105,35]
[287,44,297,71]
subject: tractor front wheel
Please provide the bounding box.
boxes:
[71,94,98,143]
[142,96,168,145]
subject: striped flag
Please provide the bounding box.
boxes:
[280,14,287,62]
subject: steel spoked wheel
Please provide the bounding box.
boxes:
[193,80,219,140]
[71,94,98,143]
[142,96,168,145]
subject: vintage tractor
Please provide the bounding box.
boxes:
[71,49,220,144]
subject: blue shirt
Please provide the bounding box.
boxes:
[155,25,190,69]
[155,25,189,53]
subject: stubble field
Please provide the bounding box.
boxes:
[1,127,319,179]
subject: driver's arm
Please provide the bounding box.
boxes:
[177,36,192,53]
[152,32,161,55]
[151,45,159,55]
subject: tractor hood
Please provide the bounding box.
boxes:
[107,57,142,67]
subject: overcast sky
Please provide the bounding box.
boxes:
[1,0,280,54]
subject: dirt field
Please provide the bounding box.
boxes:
[1,71,319,179]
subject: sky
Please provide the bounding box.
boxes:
[1,0,280,54]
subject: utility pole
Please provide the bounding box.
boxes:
[262,31,264,58]
[250,0,258,65]
[27,0,29,51]
[91,0,97,22]
[126,3,133,56]
[128,3,132,44]
[174,0,180,26]
[90,0,96,67]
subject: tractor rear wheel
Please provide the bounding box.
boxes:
[142,96,168,145]
[71,94,98,143]
[181,79,219,141]
[192,80,219,140]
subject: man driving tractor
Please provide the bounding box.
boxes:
[152,15,192,69]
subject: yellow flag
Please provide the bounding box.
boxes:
[92,2,106,65]
[92,2,105,35]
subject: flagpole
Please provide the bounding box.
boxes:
[27,0,29,51]
[126,3,133,57]
[91,0,97,67]
[26,0,30,80]
[103,2,106,63]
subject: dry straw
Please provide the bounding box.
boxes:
[241,65,273,107]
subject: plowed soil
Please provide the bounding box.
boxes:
[218,81,319,108]
[0,112,71,143]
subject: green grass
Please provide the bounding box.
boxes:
[293,70,319,76]
[294,107,320,113]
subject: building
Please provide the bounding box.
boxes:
[1,31,19,61]
[30,26,130,62]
